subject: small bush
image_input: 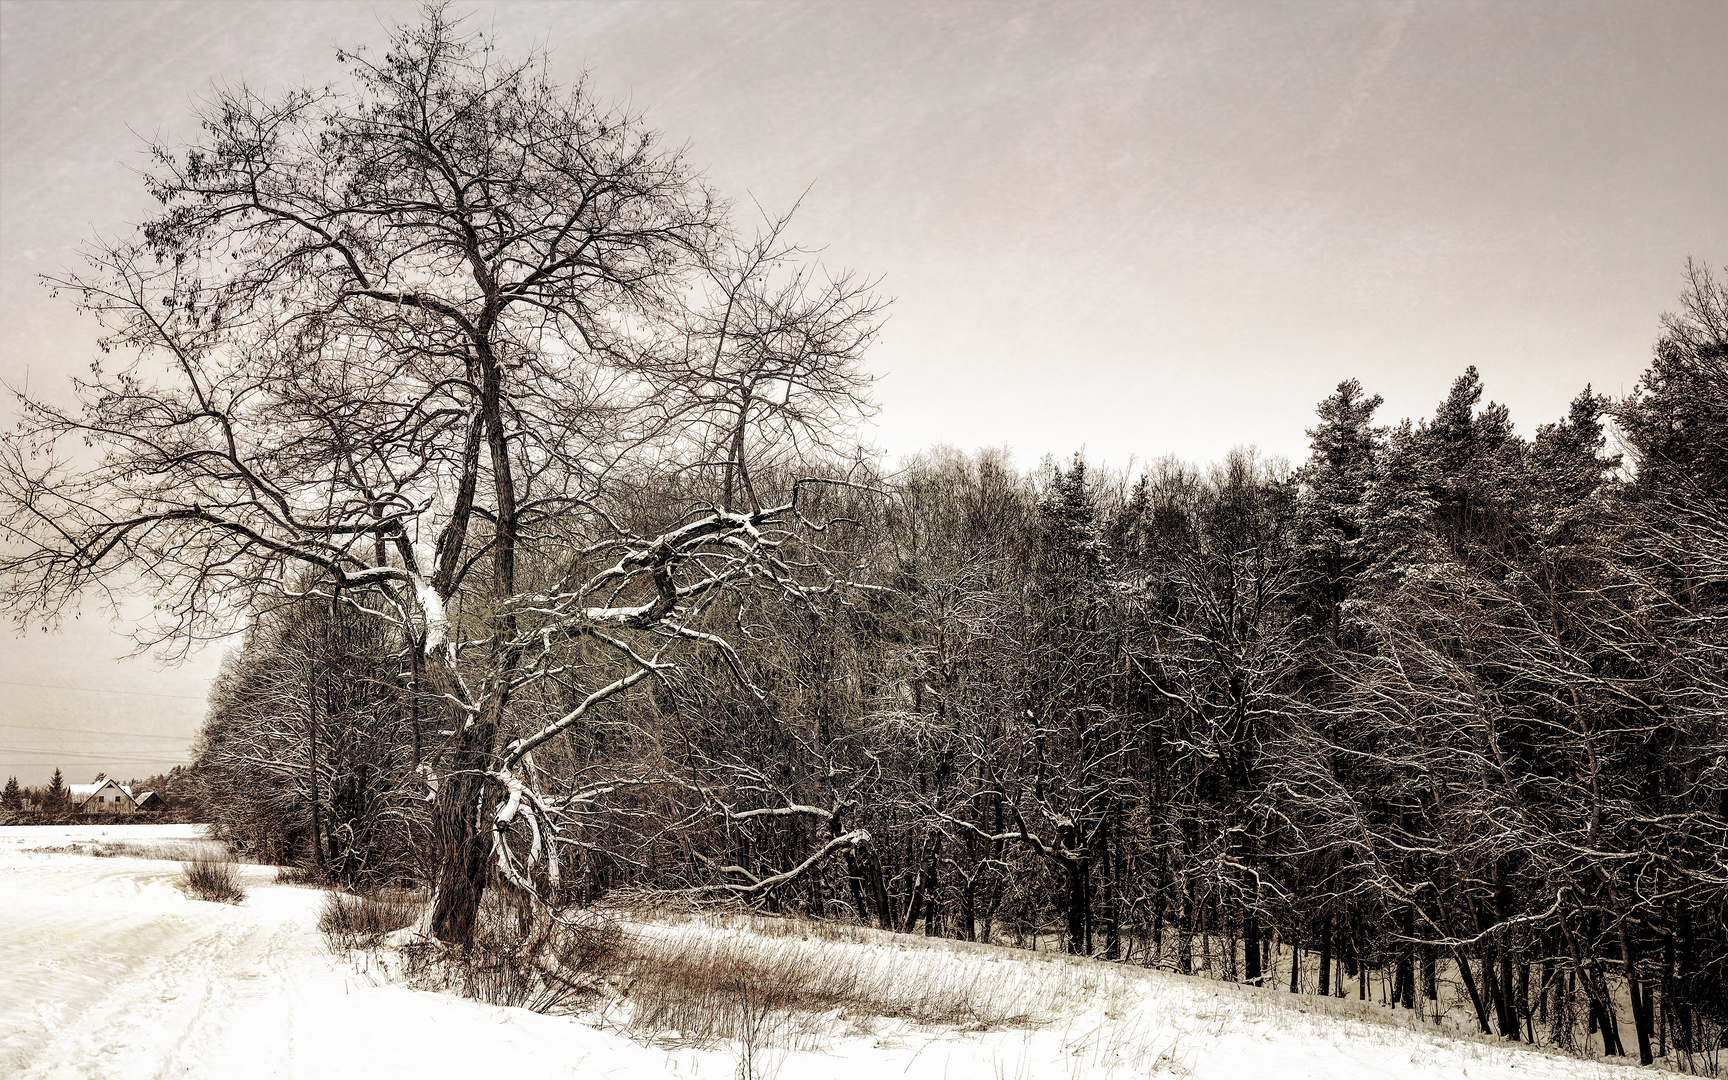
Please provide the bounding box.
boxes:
[182,853,247,903]
[319,888,423,950]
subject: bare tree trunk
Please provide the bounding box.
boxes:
[864,846,895,931]
[1674,906,1696,1057]
[842,849,872,924]
[1102,817,1122,960]
[924,856,939,937]
[1317,912,1332,997]
[1177,881,1195,975]
[429,767,491,948]
[306,660,326,874]
[1494,879,1521,1040]
[1065,858,1090,955]
[1452,945,1494,1034]
[1244,910,1263,985]
[1611,889,1655,1065]
[1561,906,1624,1057]
[1397,906,1415,1009]
[959,871,978,942]
[427,689,499,948]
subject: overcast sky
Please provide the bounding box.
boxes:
[2,0,1724,787]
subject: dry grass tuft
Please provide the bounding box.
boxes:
[319,888,424,950]
[181,852,247,903]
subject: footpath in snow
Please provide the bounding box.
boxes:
[1,823,1649,1080]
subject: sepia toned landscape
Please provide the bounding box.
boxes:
[2,2,1724,1077]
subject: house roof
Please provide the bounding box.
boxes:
[69,779,135,803]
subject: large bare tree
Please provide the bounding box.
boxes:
[0,7,881,946]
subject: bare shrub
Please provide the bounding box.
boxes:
[319,889,423,950]
[278,863,327,887]
[182,853,246,903]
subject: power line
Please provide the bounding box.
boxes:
[0,679,208,701]
[4,746,189,753]
[1,760,189,770]
[2,722,192,740]
[2,748,190,760]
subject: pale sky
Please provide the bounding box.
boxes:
[2,0,1725,786]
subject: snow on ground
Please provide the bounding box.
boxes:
[2,823,1651,1079]
[1,824,673,1079]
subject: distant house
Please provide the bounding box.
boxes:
[134,791,162,811]
[69,777,140,814]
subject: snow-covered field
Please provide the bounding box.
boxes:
[1,823,1647,1079]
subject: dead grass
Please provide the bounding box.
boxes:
[310,894,1668,1080]
[181,852,247,903]
[276,863,327,887]
[28,838,229,862]
[319,888,424,950]
[600,913,1108,1046]
[369,897,1134,1065]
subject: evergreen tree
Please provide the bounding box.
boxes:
[1294,379,1384,646]
[1528,388,1621,541]
[46,767,66,810]
[1608,262,1728,1057]
[1,776,20,810]
[1357,420,1441,587]
[1414,365,1524,562]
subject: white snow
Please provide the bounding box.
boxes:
[1,823,1650,1079]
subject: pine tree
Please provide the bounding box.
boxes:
[1,776,20,811]
[1529,388,1620,539]
[1414,365,1524,562]
[1357,420,1441,586]
[46,767,66,810]
[1294,378,1384,646]
[1607,262,1728,1054]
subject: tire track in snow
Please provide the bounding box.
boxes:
[1,850,320,1079]
[1,840,674,1080]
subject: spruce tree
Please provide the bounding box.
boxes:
[1,776,20,811]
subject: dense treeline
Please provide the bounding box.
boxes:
[196,594,427,880]
[1,765,197,819]
[192,262,1727,1068]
